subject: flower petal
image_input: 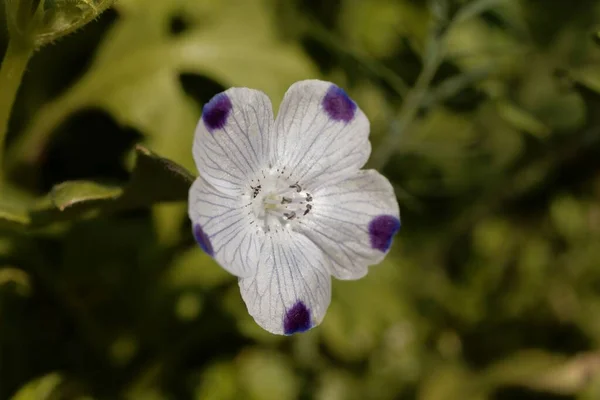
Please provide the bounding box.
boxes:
[188,176,262,278]
[194,88,274,194]
[271,80,370,189]
[297,170,400,280]
[239,230,332,335]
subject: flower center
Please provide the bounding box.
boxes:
[248,169,313,232]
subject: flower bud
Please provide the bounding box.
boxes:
[4,0,115,49]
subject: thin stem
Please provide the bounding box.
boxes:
[370,36,444,170]
[0,39,34,184]
[370,0,503,170]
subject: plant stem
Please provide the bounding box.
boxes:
[0,39,34,185]
[370,38,444,170]
[370,0,501,170]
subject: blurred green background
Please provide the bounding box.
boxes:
[1,0,600,399]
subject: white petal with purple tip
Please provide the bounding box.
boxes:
[188,176,262,278]
[271,80,371,189]
[297,169,400,280]
[193,88,274,194]
[188,80,400,335]
[238,230,332,335]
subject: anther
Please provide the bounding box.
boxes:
[306,193,313,202]
[303,204,312,216]
[289,183,302,192]
[251,185,262,198]
[284,212,296,220]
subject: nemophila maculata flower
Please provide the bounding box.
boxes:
[188,80,400,335]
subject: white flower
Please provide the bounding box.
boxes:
[188,80,400,335]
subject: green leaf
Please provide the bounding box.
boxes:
[496,100,550,138]
[108,145,195,207]
[5,0,116,47]
[10,373,62,400]
[35,0,117,47]
[30,145,194,226]
[0,146,193,229]
[51,180,122,211]
[0,185,33,230]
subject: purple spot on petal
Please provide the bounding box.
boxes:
[202,93,232,132]
[193,223,214,257]
[322,85,357,122]
[283,301,312,334]
[368,215,401,252]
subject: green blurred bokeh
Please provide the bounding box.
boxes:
[1,0,600,399]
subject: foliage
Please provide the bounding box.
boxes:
[1,0,600,399]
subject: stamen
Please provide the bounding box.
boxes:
[249,169,315,230]
[303,204,312,216]
[251,185,261,198]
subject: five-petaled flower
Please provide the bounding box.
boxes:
[188,80,400,335]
